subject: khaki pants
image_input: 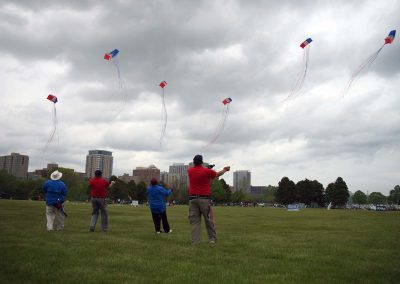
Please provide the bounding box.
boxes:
[46,205,65,231]
[189,198,216,244]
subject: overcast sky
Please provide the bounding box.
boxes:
[1,0,399,194]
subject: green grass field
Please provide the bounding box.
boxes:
[0,200,399,283]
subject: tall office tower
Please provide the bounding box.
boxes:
[233,170,251,192]
[85,150,113,179]
[0,153,29,179]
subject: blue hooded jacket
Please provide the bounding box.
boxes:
[43,180,68,206]
[146,185,171,214]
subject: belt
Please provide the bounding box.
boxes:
[189,195,210,200]
[92,196,105,199]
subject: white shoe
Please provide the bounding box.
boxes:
[167,229,172,233]
[209,240,216,244]
[156,231,161,234]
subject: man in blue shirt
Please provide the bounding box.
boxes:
[43,170,68,231]
[146,178,172,234]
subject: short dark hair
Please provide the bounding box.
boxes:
[94,170,102,177]
[193,155,203,166]
[150,178,158,186]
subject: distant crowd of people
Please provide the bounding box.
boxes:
[43,154,230,245]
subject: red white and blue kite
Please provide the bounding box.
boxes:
[344,30,396,95]
[285,38,313,101]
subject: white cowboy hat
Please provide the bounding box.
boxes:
[50,170,62,180]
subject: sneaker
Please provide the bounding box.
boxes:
[89,228,95,232]
[166,229,172,233]
[209,240,216,244]
[156,231,161,234]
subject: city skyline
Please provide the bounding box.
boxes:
[1,1,399,194]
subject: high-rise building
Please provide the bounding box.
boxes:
[132,165,160,185]
[0,153,29,179]
[85,150,113,179]
[169,163,189,175]
[169,163,191,191]
[233,170,251,192]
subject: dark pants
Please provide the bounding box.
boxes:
[90,198,108,231]
[151,211,170,233]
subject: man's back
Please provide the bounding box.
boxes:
[188,166,217,195]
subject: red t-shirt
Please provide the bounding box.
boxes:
[188,166,217,196]
[89,177,109,198]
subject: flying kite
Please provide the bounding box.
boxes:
[205,97,232,147]
[104,49,127,105]
[285,38,313,101]
[44,94,58,150]
[344,30,396,95]
[159,81,168,147]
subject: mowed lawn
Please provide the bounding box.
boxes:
[0,200,399,284]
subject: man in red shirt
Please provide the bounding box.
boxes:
[187,155,230,245]
[89,170,114,232]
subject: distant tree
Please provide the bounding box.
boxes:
[388,185,400,205]
[0,170,18,198]
[265,185,277,203]
[296,179,314,205]
[325,177,350,207]
[352,190,367,205]
[368,192,387,205]
[311,180,325,207]
[295,179,324,207]
[275,177,296,205]
[108,179,128,201]
[134,181,147,203]
[126,180,137,200]
[220,178,232,202]
[211,179,226,203]
[231,190,246,203]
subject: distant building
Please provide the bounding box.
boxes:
[233,170,251,192]
[160,171,169,184]
[169,163,190,190]
[132,165,160,185]
[118,173,136,183]
[85,150,113,179]
[0,153,29,179]
[250,186,266,195]
[28,163,59,180]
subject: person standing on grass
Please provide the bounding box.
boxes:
[88,170,115,232]
[146,178,173,234]
[43,170,68,231]
[187,155,230,245]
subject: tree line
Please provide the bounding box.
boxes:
[0,169,399,206]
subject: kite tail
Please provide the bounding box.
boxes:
[43,104,58,152]
[160,88,168,147]
[205,105,230,148]
[285,47,309,101]
[344,44,385,95]
[110,57,128,116]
